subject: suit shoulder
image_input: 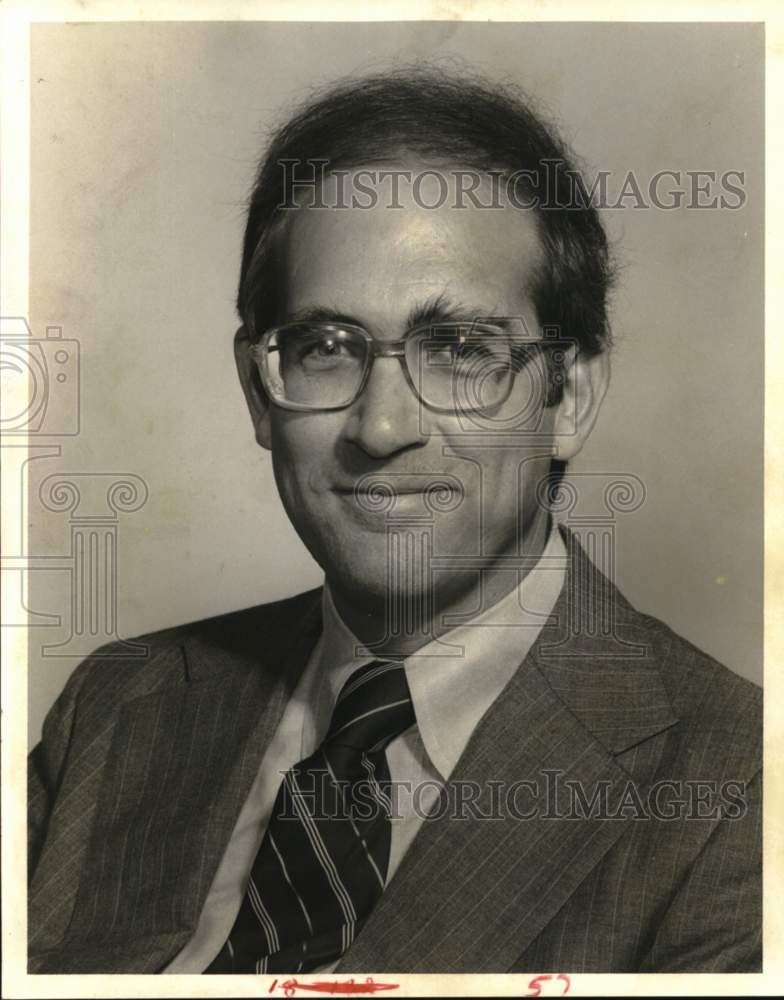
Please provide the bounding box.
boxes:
[57,586,323,715]
[179,586,323,648]
[637,610,761,770]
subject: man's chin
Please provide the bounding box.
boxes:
[330,493,415,534]
[325,565,401,607]
[324,554,431,611]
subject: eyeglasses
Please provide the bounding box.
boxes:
[249,320,548,413]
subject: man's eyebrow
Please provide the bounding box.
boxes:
[286,306,365,326]
[407,295,496,329]
[285,296,498,331]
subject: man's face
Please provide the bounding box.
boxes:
[257,165,559,615]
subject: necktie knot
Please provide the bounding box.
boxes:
[325,659,415,753]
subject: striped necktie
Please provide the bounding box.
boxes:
[205,659,415,974]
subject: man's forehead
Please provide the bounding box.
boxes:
[279,162,544,322]
[279,174,542,335]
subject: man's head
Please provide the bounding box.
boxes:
[234,68,613,635]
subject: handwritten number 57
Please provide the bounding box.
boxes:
[525,973,571,996]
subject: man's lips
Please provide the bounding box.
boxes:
[329,476,465,521]
[333,487,433,495]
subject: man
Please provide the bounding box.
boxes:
[28,68,761,974]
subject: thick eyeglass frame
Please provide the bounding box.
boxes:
[248,320,545,413]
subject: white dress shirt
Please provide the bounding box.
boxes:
[164,524,567,973]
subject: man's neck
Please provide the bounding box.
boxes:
[329,510,554,657]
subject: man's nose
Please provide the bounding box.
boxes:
[342,356,428,458]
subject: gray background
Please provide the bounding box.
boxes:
[26,21,764,746]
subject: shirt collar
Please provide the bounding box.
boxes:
[316,523,567,780]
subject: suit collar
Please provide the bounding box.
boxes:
[182,588,322,687]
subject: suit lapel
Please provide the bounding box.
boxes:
[42,593,322,973]
[337,531,679,972]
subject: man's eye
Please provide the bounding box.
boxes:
[307,338,345,357]
[294,335,360,366]
[429,338,504,365]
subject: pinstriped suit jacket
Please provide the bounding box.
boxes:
[28,530,761,973]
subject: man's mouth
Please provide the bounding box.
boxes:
[339,486,430,495]
[331,475,464,517]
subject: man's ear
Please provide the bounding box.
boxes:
[234,325,272,450]
[551,346,610,461]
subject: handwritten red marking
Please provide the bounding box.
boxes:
[525,973,570,996]
[270,977,398,997]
